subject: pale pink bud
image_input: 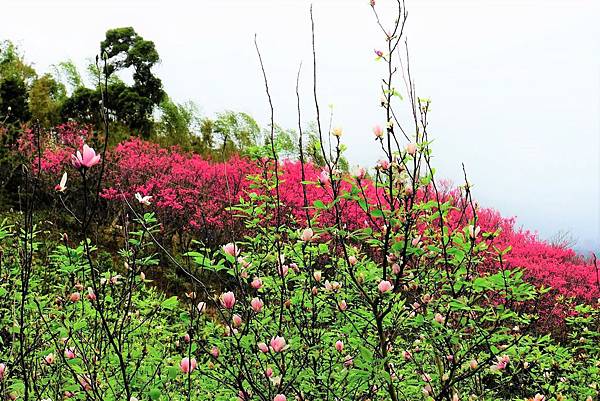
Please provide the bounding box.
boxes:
[335,340,344,352]
[251,297,264,312]
[232,314,243,327]
[331,127,343,137]
[352,166,367,180]
[265,367,274,377]
[45,353,55,364]
[222,243,240,257]
[343,355,354,367]
[434,313,445,324]
[406,142,417,155]
[220,292,236,309]
[374,49,384,58]
[301,228,314,242]
[378,280,393,293]
[258,342,269,353]
[338,300,347,311]
[197,302,207,313]
[373,125,383,139]
[0,363,6,380]
[69,292,81,302]
[183,333,191,343]
[210,346,220,358]
[274,395,286,401]
[251,277,263,289]
[313,270,322,282]
[86,287,96,301]
[348,256,358,266]
[469,359,478,369]
[180,357,197,373]
[79,374,92,391]
[392,263,401,275]
[270,336,287,353]
[403,350,412,360]
[412,236,421,246]
[65,348,76,359]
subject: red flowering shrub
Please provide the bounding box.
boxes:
[27,124,598,324]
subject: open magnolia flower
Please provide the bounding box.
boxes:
[135,192,152,206]
[71,144,101,169]
[55,172,67,192]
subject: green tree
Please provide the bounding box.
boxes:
[29,73,66,127]
[100,27,165,138]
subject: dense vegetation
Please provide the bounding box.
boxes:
[0,2,598,401]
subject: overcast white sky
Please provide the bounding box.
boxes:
[1,0,599,252]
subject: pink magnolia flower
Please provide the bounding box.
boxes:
[348,256,358,266]
[301,227,314,242]
[370,0,376,6]
[265,367,273,377]
[0,363,6,380]
[403,350,412,360]
[335,340,344,352]
[135,192,152,206]
[251,297,264,312]
[412,236,421,246]
[331,127,343,137]
[468,225,481,239]
[469,359,478,369]
[434,313,445,324]
[71,144,101,169]
[197,302,207,313]
[352,166,367,180]
[180,357,197,373]
[373,125,383,139]
[65,348,76,359]
[376,159,390,170]
[258,342,269,353]
[45,353,55,365]
[324,280,341,291]
[277,264,289,277]
[69,292,81,302]
[210,346,220,358]
[492,355,510,371]
[183,333,191,343]
[374,49,384,58]
[406,142,417,156]
[251,277,263,289]
[220,291,236,309]
[318,170,330,186]
[392,263,401,275]
[378,280,393,293]
[55,172,67,192]
[338,300,347,311]
[270,336,287,353]
[86,287,96,301]
[222,243,240,257]
[274,395,286,401]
